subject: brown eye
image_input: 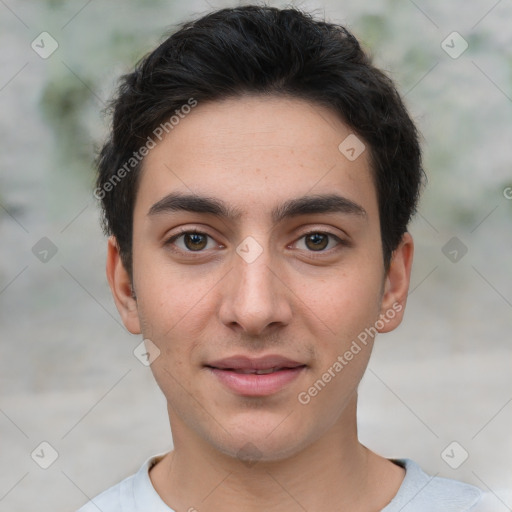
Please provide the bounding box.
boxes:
[305,233,329,251]
[166,231,217,252]
[184,232,208,251]
[294,232,342,252]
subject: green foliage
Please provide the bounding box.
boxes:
[357,14,389,49]
[39,74,95,167]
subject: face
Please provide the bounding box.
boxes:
[107,95,413,463]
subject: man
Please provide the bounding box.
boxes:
[81,5,489,511]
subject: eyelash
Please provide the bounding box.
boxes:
[164,228,346,256]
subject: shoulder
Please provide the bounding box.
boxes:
[76,472,136,512]
[383,458,486,512]
[75,454,171,512]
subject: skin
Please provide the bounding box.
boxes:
[107,95,414,511]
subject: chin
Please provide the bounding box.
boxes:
[206,418,313,465]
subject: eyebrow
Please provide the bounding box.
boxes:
[148,192,367,222]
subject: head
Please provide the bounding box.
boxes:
[100,6,423,463]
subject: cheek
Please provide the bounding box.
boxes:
[132,254,229,385]
[136,283,207,410]
[136,287,211,358]
[295,265,383,344]
[133,243,217,335]
[295,272,381,421]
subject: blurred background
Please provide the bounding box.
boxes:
[0,1,511,510]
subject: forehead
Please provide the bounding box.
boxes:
[135,95,378,220]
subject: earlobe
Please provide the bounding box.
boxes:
[106,236,141,334]
[377,232,414,334]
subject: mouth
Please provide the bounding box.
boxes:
[210,366,304,375]
[205,354,306,371]
[204,355,307,396]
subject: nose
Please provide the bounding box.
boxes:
[218,241,293,337]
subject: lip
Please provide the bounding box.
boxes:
[206,355,305,371]
[205,355,306,396]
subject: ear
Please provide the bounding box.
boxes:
[106,236,141,334]
[377,232,414,333]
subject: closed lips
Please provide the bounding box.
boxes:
[205,355,307,373]
[208,366,306,374]
[205,355,307,396]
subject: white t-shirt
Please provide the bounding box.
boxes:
[76,455,491,511]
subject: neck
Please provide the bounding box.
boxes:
[150,396,404,511]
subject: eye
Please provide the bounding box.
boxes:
[294,232,342,252]
[166,230,218,252]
